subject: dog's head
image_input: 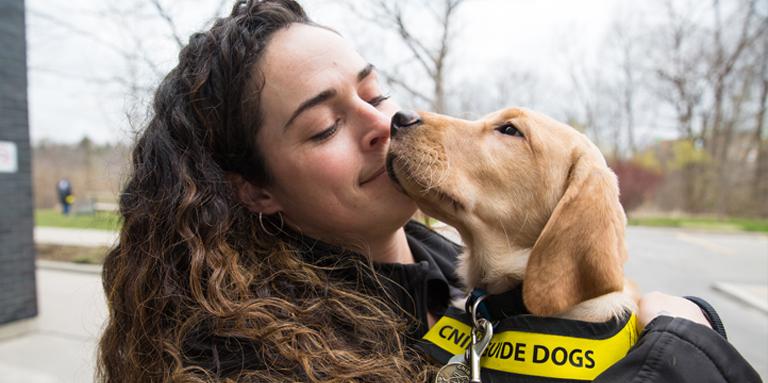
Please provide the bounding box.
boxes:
[387,108,627,316]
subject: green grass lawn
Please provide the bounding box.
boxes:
[35,209,121,231]
[36,244,109,264]
[628,216,768,233]
[35,207,767,234]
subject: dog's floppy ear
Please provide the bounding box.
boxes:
[523,150,627,317]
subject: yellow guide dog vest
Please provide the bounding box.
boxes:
[419,306,638,382]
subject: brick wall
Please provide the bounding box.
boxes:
[0,0,38,325]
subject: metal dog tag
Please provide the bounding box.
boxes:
[435,353,471,383]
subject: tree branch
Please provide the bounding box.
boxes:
[149,0,184,49]
[379,70,432,104]
[28,9,131,58]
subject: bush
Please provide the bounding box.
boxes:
[609,160,664,213]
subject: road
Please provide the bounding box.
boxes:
[624,226,768,379]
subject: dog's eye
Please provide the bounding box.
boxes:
[496,123,524,138]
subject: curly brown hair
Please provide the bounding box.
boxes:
[96,1,433,381]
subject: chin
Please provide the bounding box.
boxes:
[367,177,419,230]
[395,198,419,223]
[383,194,419,229]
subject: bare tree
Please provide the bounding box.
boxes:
[450,59,542,121]
[751,31,768,215]
[566,62,610,152]
[651,0,707,141]
[342,0,467,113]
[640,0,710,212]
[554,32,627,157]
[707,0,765,158]
[105,0,233,131]
[27,0,230,206]
[608,18,641,156]
[28,0,231,134]
[705,0,767,214]
[640,0,768,215]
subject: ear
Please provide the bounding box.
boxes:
[522,151,627,317]
[224,172,282,214]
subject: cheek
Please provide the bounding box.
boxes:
[275,140,359,195]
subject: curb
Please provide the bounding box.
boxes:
[34,226,118,248]
[0,318,37,341]
[628,224,768,237]
[36,260,102,275]
[712,282,768,314]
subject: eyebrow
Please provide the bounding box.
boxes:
[283,63,376,131]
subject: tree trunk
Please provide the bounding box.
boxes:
[753,71,768,216]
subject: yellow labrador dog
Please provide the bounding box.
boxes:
[386,108,635,323]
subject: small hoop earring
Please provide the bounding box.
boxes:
[259,212,284,236]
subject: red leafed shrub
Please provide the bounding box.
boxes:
[609,160,664,212]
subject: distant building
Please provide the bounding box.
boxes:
[0,0,38,327]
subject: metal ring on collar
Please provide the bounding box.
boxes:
[470,293,488,329]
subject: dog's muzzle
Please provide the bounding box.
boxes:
[385,154,405,193]
[387,110,422,192]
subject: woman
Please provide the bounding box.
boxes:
[97,1,758,382]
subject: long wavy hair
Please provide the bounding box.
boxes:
[96,1,432,381]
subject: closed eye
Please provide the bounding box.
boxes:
[310,119,340,142]
[496,122,524,138]
[368,94,390,107]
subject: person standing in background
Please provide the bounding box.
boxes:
[56,178,73,215]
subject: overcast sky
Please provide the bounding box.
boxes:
[24,0,634,145]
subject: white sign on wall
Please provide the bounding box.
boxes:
[0,141,19,173]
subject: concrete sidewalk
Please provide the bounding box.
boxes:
[0,267,106,383]
[34,227,118,248]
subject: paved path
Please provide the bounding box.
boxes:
[624,226,768,379]
[1,226,765,381]
[34,227,118,247]
[0,268,105,383]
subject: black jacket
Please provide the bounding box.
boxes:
[596,315,760,382]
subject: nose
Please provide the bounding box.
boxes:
[390,110,422,137]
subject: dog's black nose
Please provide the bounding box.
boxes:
[390,110,422,137]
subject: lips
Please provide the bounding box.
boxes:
[360,166,386,185]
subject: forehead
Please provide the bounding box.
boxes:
[259,24,367,110]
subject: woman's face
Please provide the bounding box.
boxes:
[254,24,417,244]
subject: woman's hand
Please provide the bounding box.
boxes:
[638,291,712,330]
